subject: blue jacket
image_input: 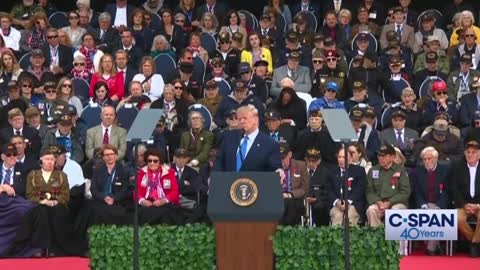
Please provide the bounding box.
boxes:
[308,97,345,111]
[422,98,459,126]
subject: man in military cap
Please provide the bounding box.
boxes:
[448,53,480,102]
[41,115,84,164]
[414,52,449,95]
[262,109,296,145]
[24,49,55,89]
[413,13,449,54]
[49,144,85,190]
[414,35,450,75]
[214,79,264,128]
[304,147,331,226]
[293,110,339,166]
[172,148,201,209]
[214,109,240,146]
[347,32,371,64]
[344,80,384,119]
[308,81,344,111]
[10,0,45,28]
[205,57,232,85]
[366,144,411,227]
[212,32,241,78]
[350,6,380,41]
[237,62,269,103]
[35,81,69,126]
[316,49,348,99]
[323,37,348,73]
[271,51,312,98]
[349,106,381,162]
[0,143,28,198]
[277,30,311,67]
[311,33,325,56]
[278,141,309,225]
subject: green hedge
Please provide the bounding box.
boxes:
[88,224,216,270]
[273,225,400,270]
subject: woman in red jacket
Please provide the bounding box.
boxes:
[88,54,124,102]
[137,148,183,225]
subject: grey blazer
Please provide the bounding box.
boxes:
[380,127,419,148]
[380,23,415,51]
[85,124,127,160]
[270,65,312,98]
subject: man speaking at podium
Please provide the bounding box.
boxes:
[214,105,284,179]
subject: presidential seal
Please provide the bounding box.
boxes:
[230,178,258,207]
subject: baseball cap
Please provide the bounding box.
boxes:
[286,31,299,43]
[58,115,73,126]
[465,140,480,150]
[218,32,230,43]
[305,148,321,160]
[377,144,396,156]
[2,143,17,156]
[48,144,67,156]
[352,81,366,90]
[460,53,473,63]
[431,81,447,92]
[238,62,251,74]
[313,33,325,42]
[287,51,301,60]
[325,50,337,58]
[31,49,44,57]
[174,148,191,157]
[232,32,243,43]
[433,119,448,136]
[326,81,339,92]
[279,142,290,158]
[309,109,322,118]
[358,6,368,14]
[254,60,269,68]
[357,33,369,42]
[391,110,406,119]
[389,55,402,65]
[349,108,364,121]
[426,35,440,44]
[205,80,218,89]
[234,80,247,91]
[265,110,281,121]
[421,13,435,22]
[211,57,223,66]
[67,105,77,116]
[324,37,335,47]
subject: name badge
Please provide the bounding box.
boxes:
[372,170,379,179]
[124,103,133,109]
[452,76,457,84]
[369,12,377,19]
[293,173,301,178]
[164,179,171,189]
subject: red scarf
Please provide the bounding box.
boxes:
[78,45,97,74]
[71,68,90,80]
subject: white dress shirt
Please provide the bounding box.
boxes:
[468,162,478,198]
[101,124,112,141]
[238,128,259,158]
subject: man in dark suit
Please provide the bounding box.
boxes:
[172,148,200,209]
[11,135,38,174]
[0,108,41,159]
[104,0,135,28]
[459,79,480,128]
[278,142,308,225]
[116,28,144,70]
[414,146,449,255]
[291,0,321,21]
[0,143,28,198]
[89,12,120,53]
[195,0,228,26]
[261,110,296,146]
[304,148,331,226]
[42,28,73,77]
[380,110,418,160]
[214,105,283,177]
[450,140,480,257]
[255,14,281,49]
[328,147,367,226]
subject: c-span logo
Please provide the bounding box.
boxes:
[385,210,457,240]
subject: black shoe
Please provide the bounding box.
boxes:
[426,249,437,256]
[469,243,480,258]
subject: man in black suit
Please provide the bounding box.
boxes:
[255,14,281,49]
[261,110,296,146]
[11,135,38,175]
[414,146,449,255]
[116,28,144,70]
[172,148,200,210]
[291,0,321,21]
[450,140,480,257]
[195,0,228,26]
[328,147,367,226]
[104,0,135,28]
[304,148,331,226]
[459,79,480,128]
[114,49,136,96]
[89,12,120,53]
[42,28,73,77]
[322,0,353,17]
[0,143,28,198]
[0,108,41,159]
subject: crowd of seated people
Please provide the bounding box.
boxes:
[0,0,480,259]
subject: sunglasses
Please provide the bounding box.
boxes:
[326,89,336,93]
[213,65,223,68]
[435,91,447,95]
[465,34,476,38]
[22,84,32,88]
[326,58,337,62]
[313,60,323,64]
[69,16,79,20]
[174,86,183,89]
[45,90,56,94]
[229,116,237,120]
[74,62,85,66]
[175,20,184,23]
[63,84,72,88]
[148,159,160,163]
[220,40,230,44]
[47,35,58,39]
[5,153,17,157]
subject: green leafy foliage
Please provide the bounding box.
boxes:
[273,225,400,270]
[88,224,216,270]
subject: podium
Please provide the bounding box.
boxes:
[208,172,284,270]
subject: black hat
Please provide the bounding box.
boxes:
[287,51,301,60]
[357,33,369,42]
[227,109,237,118]
[324,37,335,47]
[174,148,191,157]
[44,81,56,90]
[349,108,364,121]
[391,110,406,119]
[279,142,290,158]
[218,32,230,43]
[313,33,325,42]
[211,57,223,66]
[238,62,251,74]
[305,148,321,160]
[234,80,248,91]
[460,53,473,63]
[388,55,402,65]
[294,14,306,24]
[67,105,77,116]
[377,144,396,156]
[31,48,44,57]
[254,60,269,67]
[205,80,218,89]
[352,81,366,90]
[47,144,66,156]
[232,32,243,42]
[2,143,17,156]
[286,31,298,43]
[465,140,480,149]
[426,52,439,62]
[58,115,73,126]
[265,110,281,121]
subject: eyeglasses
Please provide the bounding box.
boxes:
[220,40,230,44]
[229,116,237,120]
[326,58,337,62]
[62,84,72,88]
[45,90,56,94]
[47,35,58,39]
[147,159,160,163]
[175,20,184,23]
[74,62,85,66]
[22,84,32,88]
[465,34,476,38]
[326,89,336,93]
[174,86,183,90]
[312,60,323,64]
[5,153,17,157]
[69,16,79,20]
[213,65,223,68]
[435,91,447,95]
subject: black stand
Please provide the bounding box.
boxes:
[342,140,350,270]
[131,139,142,270]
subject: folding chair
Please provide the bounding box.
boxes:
[154,53,176,79]
[49,12,69,28]
[71,77,90,106]
[200,32,217,56]
[80,104,102,129]
[117,105,139,131]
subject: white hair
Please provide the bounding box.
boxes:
[280,77,295,88]
[461,10,475,25]
[420,146,439,159]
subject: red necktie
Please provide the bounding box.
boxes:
[103,128,109,144]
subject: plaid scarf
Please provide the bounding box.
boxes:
[71,68,90,80]
[28,29,46,50]
[78,45,97,74]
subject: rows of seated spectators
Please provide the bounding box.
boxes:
[1,0,480,259]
